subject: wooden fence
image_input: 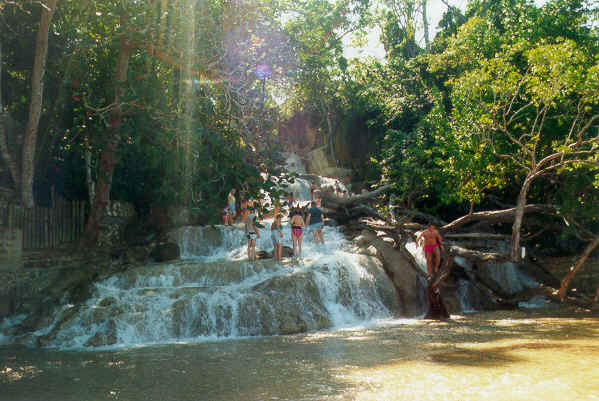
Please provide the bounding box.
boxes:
[0,200,86,249]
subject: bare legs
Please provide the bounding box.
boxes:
[247,238,256,261]
[292,233,303,258]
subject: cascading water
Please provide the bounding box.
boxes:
[35,223,395,349]
[26,154,396,350]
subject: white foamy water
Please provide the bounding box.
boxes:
[405,240,428,274]
[35,221,394,350]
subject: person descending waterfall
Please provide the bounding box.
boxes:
[245,206,261,261]
[290,208,305,259]
[417,224,445,286]
[306,201,325,245]
[271,213,283,261]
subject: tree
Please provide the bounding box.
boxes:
[451,39,599,260]
[20,0,57,207]
[82,4,134,245]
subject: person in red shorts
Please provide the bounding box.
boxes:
[417,224,444,284]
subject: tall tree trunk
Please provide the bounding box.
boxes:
[421,0,430,49]
[510,174,534,261]
[321,97,336,166]
[83,15,133,245]
[21,0,57,208]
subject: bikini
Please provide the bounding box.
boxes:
[292,226,303,237]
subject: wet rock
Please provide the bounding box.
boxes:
[251,271,331,334]
[171,299,187,338]
[356,229,426,317]
[476,262,537,297]
[98,297,116,307]
[124,246,151,266]
[150,242,180,262]
[256,250,272,260]
[38,305,86,346]
[84,320,117,347]
[281,246,294,258]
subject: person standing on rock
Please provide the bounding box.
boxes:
[306,201,325,245]
[245,206,261,261]
[290,208,305,259]
[271,213,283,261]
[417,224,445,284]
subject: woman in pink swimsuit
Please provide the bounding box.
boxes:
[290,209,305,259]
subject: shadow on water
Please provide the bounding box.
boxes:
[2,308,599,401]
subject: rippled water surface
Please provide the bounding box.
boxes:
[2,309,598,401]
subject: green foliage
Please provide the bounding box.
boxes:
[2,0,598,238]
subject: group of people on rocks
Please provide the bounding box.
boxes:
[224,182,445,279]
[243,201,326,262]
[224,179,329,262]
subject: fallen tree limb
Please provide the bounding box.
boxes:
[321,184,392,210]
[444,233,510,240]
[446,244,510,264]
[391,208,447,227]
[441,204,558,233]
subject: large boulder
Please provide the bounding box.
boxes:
[352,229,426,317]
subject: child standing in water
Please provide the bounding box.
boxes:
[290,208,305,259]
[271,214,283,261]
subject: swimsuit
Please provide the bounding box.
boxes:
[292,226,303,237]
[247,232,257,240]
[424,243,439,254]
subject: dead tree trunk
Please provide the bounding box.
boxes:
[441,204,556,233]
[558,235,599,301]
[321,184,392,209]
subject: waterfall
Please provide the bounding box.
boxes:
[32,222,395,349]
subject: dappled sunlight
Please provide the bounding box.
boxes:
[1,365,42,383]
[2,310,599,400]
[327,313,599,401]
